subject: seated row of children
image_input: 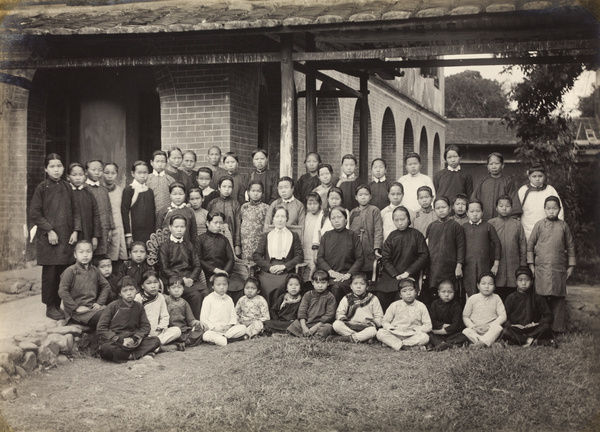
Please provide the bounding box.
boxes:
[60,237,555,362]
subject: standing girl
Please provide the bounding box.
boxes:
[222,151,248,204]
[312,163,336,212]
[146,150,175,216]
[527,196,575,333]
[181,150,199,192]
[188,187,208,236]
[320,187,350,236]
[206,175,242,257]
[462,199,502,297]
[348,184,383,279]
[249,149,279,204]
[69,162,101,251]
[155,182,198,241]
[302,192,324,281]
[103,162,128,265]
[164,147,185,185]
[471,152,522,221]
[121,160,156,245]
[433,145,473,204]
[240,180,270,261]
[425,196,466,301]
[29,153,81,320]
[518,164,564,240]
[295,152,322,204]
[85,160,115,256]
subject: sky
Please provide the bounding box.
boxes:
[444,63,597,117]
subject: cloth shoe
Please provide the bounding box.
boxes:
[46,306,65,321]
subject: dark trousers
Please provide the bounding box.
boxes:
[372,291,399,313]
[71,310,104,329]
[99,336,161,363]
[429,332,469,350]
[182,282,206,320]
[330,283,351,304]
[42,264,69,308]
[543,296,566,333]
[501,323,553,345]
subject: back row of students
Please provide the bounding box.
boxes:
[30,147,574,335]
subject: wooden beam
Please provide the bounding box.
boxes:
[293,39,599,62]
[308,54,599,71]
[280,34,295,178]
[0,52,282,69]
[359,74,369,179]
[297,90,360,98]
[305,34,317,155]
[0,72,31,89]
[294,62,362,99]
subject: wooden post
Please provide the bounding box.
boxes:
[305,34,317,154]
[280,34,295,177]
[359,74,369,179]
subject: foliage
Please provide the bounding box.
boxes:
[445,70,510,118]
[504,60,599,283]
[577,86,598,118]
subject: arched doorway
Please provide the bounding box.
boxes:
[433,133,442,175]
[381,108,397,180]
[316,84,342,172]
[402,119,414,175]
[419,126,429,175]
[352,99,372,177]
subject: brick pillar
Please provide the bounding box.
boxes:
[0,73,34,269]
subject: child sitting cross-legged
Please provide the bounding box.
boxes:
[235,277,270,338]
[376,278,432,350]
[58,240,111,329]
[264,273,304,334]
[287,269,336,338]
[501,267,555,347]
[427,280,468,351]
[134,270,182,350]
[462,272,506,348]
[330,273,383,343]
[200,273,248,346]
[97,276,161,362]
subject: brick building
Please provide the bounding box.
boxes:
[0,0,597,270]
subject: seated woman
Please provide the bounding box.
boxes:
[253,205,304,306]
[195,211,245,303]
[372,206,429,312]
[316,206,364,303]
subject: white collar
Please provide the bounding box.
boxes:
[71,184,84,190]
[469,220,482,226]
[282,197,295,204]
[86,179,100,187]
[131,179,145,188]
[170,202,187,209]
[372,176,386,183]
[153,171,165,177]
[447,165,461,172]
[170,235,183,244]
[341,173,355,180]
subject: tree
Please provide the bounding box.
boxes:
[445,70,510,118]
[504,59,599,282]
[577,86,598,117]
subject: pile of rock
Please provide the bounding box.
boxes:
[0,321,89,400]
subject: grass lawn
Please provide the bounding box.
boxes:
[1,332,599,432]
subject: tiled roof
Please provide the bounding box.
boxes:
[0,0,587,36]
[446,118,518,145]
